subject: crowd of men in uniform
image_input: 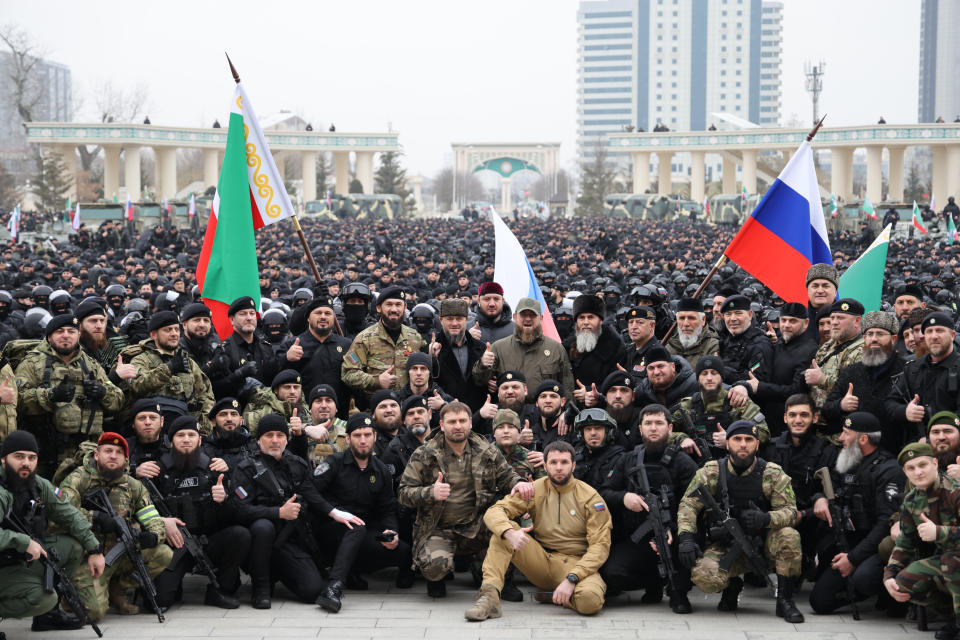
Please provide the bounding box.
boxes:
[3,215,960,636]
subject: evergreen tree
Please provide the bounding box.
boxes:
[316,153,332,197]
[32,150,73,212]
[348,178,363,194]
[576,142,616,216]
[904,163,926,203]
[374,151,410,199]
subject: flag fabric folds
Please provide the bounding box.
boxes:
[71,201,81,231]
[188,193,196,217]
[912,201,927,234]
[948,215,959,245]
[829,194,838,218]
[491,207,560,342]
[724,140,832,304]
[862,197,877,220]
[7,204,19,240]
[837,225,891,313]
[126,197,134,221]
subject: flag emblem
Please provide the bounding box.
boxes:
[235,486,248,499]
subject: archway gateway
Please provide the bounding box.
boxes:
[451,142,560,212]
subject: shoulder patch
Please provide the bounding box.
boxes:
[593,502,606,511]
[54,486,64,500]
[234,486,248,499]
[314,462,330,476]
[345,352,359,365]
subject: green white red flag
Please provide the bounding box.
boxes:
[861,196,876,220]
[829,194,838,218]
[912,201,927,234]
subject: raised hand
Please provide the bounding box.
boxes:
[480,342,496,367]
[378,366,397,389]
[432,472,451,501]
[211,474,226,503]
[840,383,859,412]
[286,337,303,362]
[115,355,137,380]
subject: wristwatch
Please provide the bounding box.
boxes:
[566,573,579,584]
[87,544,103,556]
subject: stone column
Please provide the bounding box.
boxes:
[657,152,672,195]
[865,146,883,203]
[946,145,960,202]
[722,155,736,194]
[124,146,141,201]
[103,145,121,202]
[356,151,374,194]
[203,148,219,190]
[59,144,79,201]
[333,151,349,194]
[887,146,905,202]
[830,148,854,200]
[301,151,317,202]
[501,177,512,212]
[156,147,178,201]
[408,175,423,212]
[740,150,757,195]
[689,150,706,203]
[932,147,948,208]
[632,151,651,194]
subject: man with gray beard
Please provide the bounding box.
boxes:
[665,298,720,373]
[564,294,625,406]
[808,412,904,615]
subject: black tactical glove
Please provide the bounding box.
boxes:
[740,502,771,530]
[678,532,702,569]
[237,360,260,379]
[137,530,159,548]
[92,510,116,534]
[82,379,107,401]
[49,380,75,403]
[709,525,731,542]
[166,351,190,375]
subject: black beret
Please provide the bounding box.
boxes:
[696,355,725,376]
[346,412,375,433]
[921,311,954,332]
[626,306,656,321]
[45,314,78,337]
[600,371,634,395]
[644,346,672,365]
[167,415,199,437]
[371,389,400,411]
[401,394,429,417]
[376,285,404,304]
[573,294,605,319]
[406,352,432,371]
[830,298,865,316]
[719,295,751,313]
[303,296,335,316]
[676,297,703,313]
[75,299,107,322]
[497,370,527,386]
[271,369,301,388]
[208,396,241,418]
[895,284,925,302]
[726,420,760,440]
[1,430,39,457]
[308,384,338,406]
[148,310,180,332]
[779,302,808,319]
[228,296,257,316]
[841,411,880,433]
[534,379,564,398]
[131,397,162,417]
[180,302,211,322]
[256,413,288,438]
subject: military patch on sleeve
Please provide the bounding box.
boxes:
[345,352,359,365]
[607,469,615,478]
[314,462,330,476]
[885,483,901,504]
[749,362,761,372]
[234,486,248,499]
[54,486,63,500]
[593,502,606,511]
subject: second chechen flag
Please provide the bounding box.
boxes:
[197,82,297,339]
[837,224,891,313]
[724,139,831,304]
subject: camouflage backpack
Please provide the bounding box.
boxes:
[0,339,41,371]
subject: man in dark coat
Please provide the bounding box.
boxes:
[564,294,626,407]
[286,297,354,420]
[430,298,487,412]
[717,294,774,384]
[634,346,699,408]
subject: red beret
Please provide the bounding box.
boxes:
[97,432,129,458]
[479,282,504,297]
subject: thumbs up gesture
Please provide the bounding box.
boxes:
[278,494,302,520]
[289,408,303,436]
[286,337,303,362]
[115,354,137,380]
[906,394,926,423]
[0,375,15,405]
[427,388,445,411]
[433,471,451,501]
[378,365,398,389]
[573,379,587,404]
[840,383,859,412]
[584,383,600,407]
[429,331,442,359]
[479,394,498,419]
[918,512,938,542]
[480,341,496,367]
[469,322,482,341]
[211,474,226,503]
[712,423,727,448]
[745,371,760,394]
[520,419,533,445]
[804,358,824,385]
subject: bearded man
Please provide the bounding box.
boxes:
[666,298,720,373]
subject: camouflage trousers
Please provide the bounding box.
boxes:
[894,552,960,612]
[72,542,173,621]
[414,528,488,582]
[692,527,801,593]
[0,534,83,619]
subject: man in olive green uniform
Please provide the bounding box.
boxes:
[16,314,124,477]
[465,440,612,620]
[0,431,105,630]
[304,383,348,464]
[243,369,312,460]
[884,442,960,638]
[492,408,545,482]
[804,299,864,437]
[122,311,215,429]
[0,357,16,441]
[397,401,533,598]
[58,432,173,621]
[677,420,804,623]
[342,285,426,403]
[76,299,126,371]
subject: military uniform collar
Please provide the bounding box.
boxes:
[725,456,758,475]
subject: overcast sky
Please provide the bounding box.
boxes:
[6,0,920,177]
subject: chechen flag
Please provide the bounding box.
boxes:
[491,206,560,342]
[197,82,296,339]
[724,139,831,304]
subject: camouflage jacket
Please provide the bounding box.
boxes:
[496,443,546,481]
[677,457,797,535]
[0,361,16,440]
[123,340,215,427]
[15,340,124,435]
[884,473,960,580]
[671,387,770,445]
[55,452,166,549]
[397,430,520,556]
[471,332,576,403]
[0,473,100,557]
[341,320,426,397]
[309,416,347,465]
[665,326,721,373]
[809,335,864,414]
[242,387,311,437]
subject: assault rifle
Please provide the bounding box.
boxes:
[628,458,679,597]
[813,467,860,620]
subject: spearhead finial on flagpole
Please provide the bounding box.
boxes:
[806,114,827,142]
[225,53,241,84]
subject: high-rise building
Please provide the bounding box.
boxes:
[576,0,782,163]
[918,0,960,123]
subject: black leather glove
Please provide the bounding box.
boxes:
[49,380,75,403]
[167,351,190,375]
[237,360,259,378]
[709,525,731,542]
[678,532,702,569]
[92,510,115,534]
[82,379,107,401]
[137,530,159,548]
[740,502,771,530]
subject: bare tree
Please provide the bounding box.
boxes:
[77,81,149,170]
[0,23,46,124]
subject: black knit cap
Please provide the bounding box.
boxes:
[256,413,288,438]
[696,355,725,376]
[1,430,39,457]
[308,384,338,406]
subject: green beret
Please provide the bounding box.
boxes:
[927,410,960,434]
[897,442,935,467]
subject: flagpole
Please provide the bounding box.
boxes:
[660,115,828,343]
[225,53,324,284]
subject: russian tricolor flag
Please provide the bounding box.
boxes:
[724,140,831,304]
[490,207,560,342]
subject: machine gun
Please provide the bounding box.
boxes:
[83,488,164,623]
[2,510,102,637]
[814,467,861,620]
[674,405,713,464]
[140,477,220,591]
[690,483,775,595]
[628,458,679,597]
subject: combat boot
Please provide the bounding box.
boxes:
[426,579,446,598]
[935,614,960,640]
[108,581,139,615]
[669,590,692,614]
[775,575,805,623]
[31,607,83,631]
[464,584,502,621]
[500,580,523,602]
[204,583,240,609]
[717,576,743,612]
[251,578,271,609]
[316,580,344,613]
